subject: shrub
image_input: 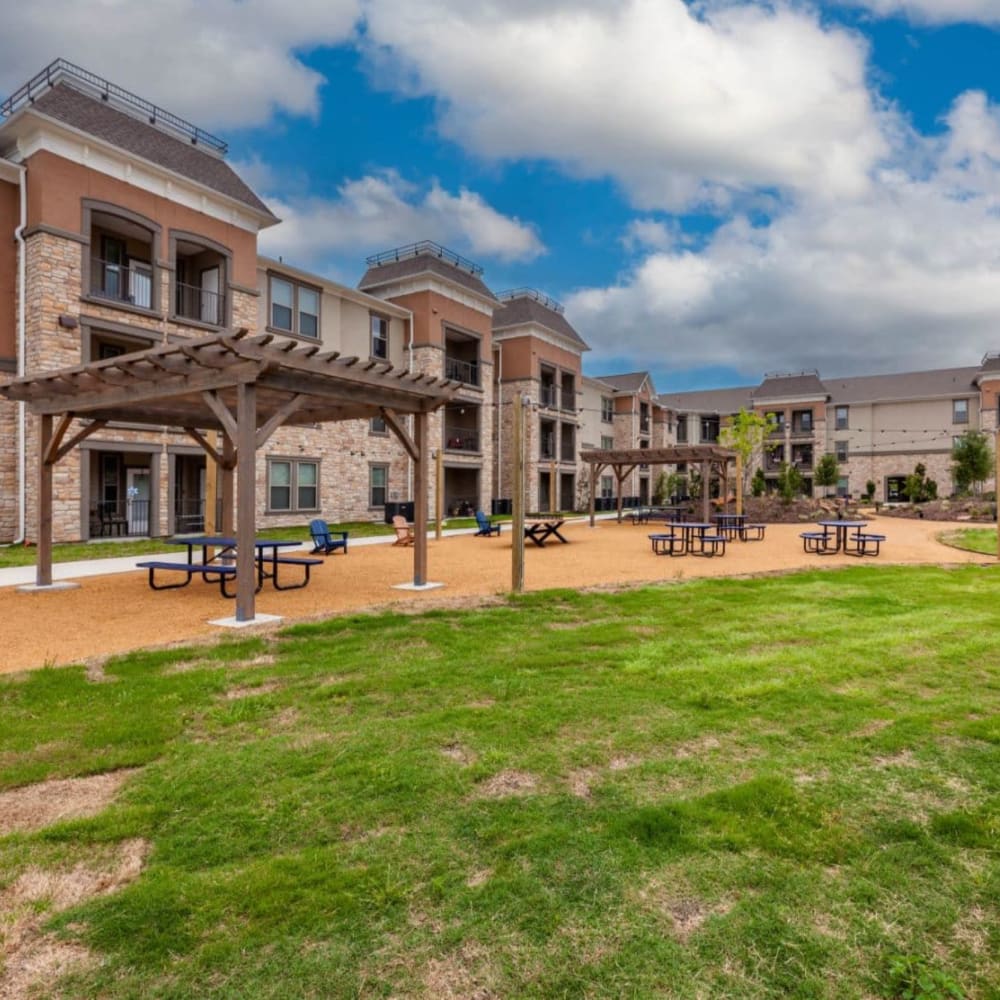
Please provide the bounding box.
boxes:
[751,467,766,498]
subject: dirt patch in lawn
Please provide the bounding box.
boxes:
[475,770,538,799]
[0,769,140,836]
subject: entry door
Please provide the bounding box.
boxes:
[126,468,151,535]
[200,266,220,324]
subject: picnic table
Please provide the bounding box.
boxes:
[802,520,883,556]
[137,536,321,597]
[712,512,746,540]
[524,519,568,547]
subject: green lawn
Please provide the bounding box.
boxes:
[0,518,493,569]
[939,527,997,557]
[2,566,998,998]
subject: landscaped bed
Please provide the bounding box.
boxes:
[1,566,998,998]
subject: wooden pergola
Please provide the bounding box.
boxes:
[0,330,459,622]
[580,445,740,526]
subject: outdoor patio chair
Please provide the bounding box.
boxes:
[474,511,501,536]
[309,518,349,555]
[392,514,415,547]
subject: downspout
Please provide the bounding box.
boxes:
[13,164,27,544]
[495,346,502,501]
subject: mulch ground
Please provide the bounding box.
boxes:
[1,517,993,675]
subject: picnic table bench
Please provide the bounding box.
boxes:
[524,519,568,547]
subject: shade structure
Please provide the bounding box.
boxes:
[579,445,739,525]
[0,329,459,621]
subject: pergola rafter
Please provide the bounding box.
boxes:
[579,445,740,525]
[0,329,459,622]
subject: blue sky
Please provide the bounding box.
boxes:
[5,1,1000,391]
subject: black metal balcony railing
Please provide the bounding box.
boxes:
[561,446,575,462]
[539,384,558,408]
[444,357,480,386]
[175,280,224,326]
[93,499,149,537]
[444,430,480,452]
[90,256,154,309]
[561,390,576,412]
[640,419,650,432]
[540,434,556,460]
[173,498,206,535]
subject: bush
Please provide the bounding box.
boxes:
[776,462,803,503]
[751,467,766,498]
[905,463,938,503]
[866,479,877,500]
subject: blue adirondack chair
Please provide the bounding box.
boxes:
[474,511,501,536]
[309,519,349,555]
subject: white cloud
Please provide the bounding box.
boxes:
[361,0,886,211]
[845,0,1000,25]
[257,171,544,267]
[0,0,361,129]
[567,89,1000,379]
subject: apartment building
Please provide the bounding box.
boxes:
[580,372,670,506]
[659,364,1000,500]
[492,289,587,513]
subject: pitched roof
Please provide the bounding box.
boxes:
[358,251,497,302]
[824,367,979,403]
[590,371,653,394]
[492,294,589,351]
[658,385,754,414]
[754,371,828,400]
[23,83,276,220]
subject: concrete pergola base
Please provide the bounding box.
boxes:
[391,581,445,591]
[209,612,284,629]
[15,581,81,594]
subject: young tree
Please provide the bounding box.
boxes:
[952,431,992,495]
[652,471,670,506]
[718,409,780,492]
[751,467,767,497]
[776,462,803,503]
[814,453,839,495]
[905,462,938,503]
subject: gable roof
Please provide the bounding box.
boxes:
[754,371,828,400]
[492,293,589,351]
[824,367,979,403]
[658,385,754,414]
[594,371,653,394]
[18,83,276,220]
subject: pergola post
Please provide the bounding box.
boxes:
[588,461,596,527]
[37,413,53,587]
[221,434,235,536]
[235,382,256,622]
[413,410,429,587]
[735,455,743,517]
[616,468,624,523]
[700,459,710,522]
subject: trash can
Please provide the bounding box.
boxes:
[491,498,512,515]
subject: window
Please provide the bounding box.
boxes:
[370,465,388,507]
[269,275,321,338]
[370,415,387,435]
[676,417,687,443]
[700,416,719,443]
[601,397,614,423]
[835,405,849,430]
[836,477,849,498]
[601,435,614,450]
[835,440,848,463]
[371,315,389,359]
[98,342,126,360]
[267,459,319,512]
[953,398,969,424]
[600,475,614,498]
[792,409,813,432]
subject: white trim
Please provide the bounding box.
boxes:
[0,157,21,183]
[492,323,585,356]
[3,111,275,233]
[257,256,410,318]
[363,273,496,315]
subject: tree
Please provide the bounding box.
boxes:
[718,409,780,492]
[865,479,876,501]
[776,462,803,503]
[814,453,839,494]
[905,462,938,503]
[952,431,992,495]
[751,467,766,498]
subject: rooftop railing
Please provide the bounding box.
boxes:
[496,287,565,314]
[365,241,484,276]
[1,58,228,155]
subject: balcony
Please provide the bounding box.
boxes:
[174,280,224,326]
[540,432,556,460]
[560,390,576,412]
[444,430,480,452]
[90,256,154,310]
[539,384,558,408]
[445,356,480,386]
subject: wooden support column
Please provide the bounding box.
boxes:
[701,459,710,522]
[550,459,557,514]
[589,461,596,527]
[205,433,219,535]
[221,435,235,536]
[435,446,443,541]
[735,456,743,517]
[616,467,624,523]
[413,410,429,586]
[37,414,53,587]
[235,382,257,622]
[512,393,525,593]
